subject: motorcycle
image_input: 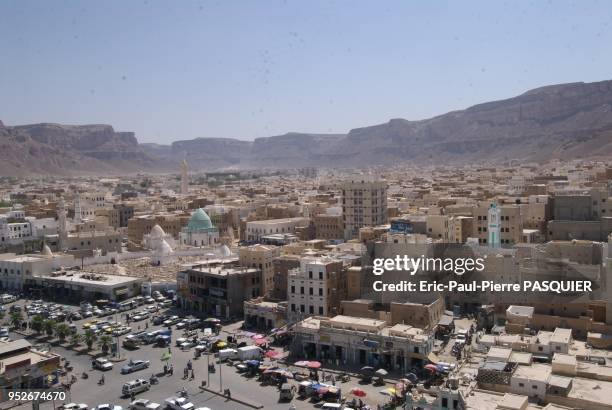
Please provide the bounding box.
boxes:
[150,374,159,385]
[81,372,89,379]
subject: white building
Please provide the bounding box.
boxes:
[0,250,75,290]
[245,217,307,243]
[287,256,344,322]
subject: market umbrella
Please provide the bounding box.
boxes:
[307,361,321,369]
[316,386,329,394]
[349,388,367,397]
[375,368,388,376]
[379,388,396,396]
[251,334,266,340]
[265,350,280,358]
[360,366,375,373]
[204,318,221,323]
[404,373,418,383]
[254,338,267,346]
[294,361,310,367]
[161,351,172,362]
[424,364,438,373]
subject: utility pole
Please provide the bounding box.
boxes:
[219,355,223,392]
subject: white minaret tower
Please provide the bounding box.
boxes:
[74,192,82,224]
[488,203,501,248]
[181,159,189,195]
[58,196,67,248]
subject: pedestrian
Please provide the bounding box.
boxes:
[163,364,168,375]
[331,375,336,386]
[169,364,174,375]
[168,346,171,353]
[146,322,149,329]
[190,369,194,380]
[184,367,188,379]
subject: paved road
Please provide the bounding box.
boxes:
[6,300,392,410]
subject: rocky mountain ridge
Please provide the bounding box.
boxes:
[2,79,612,175]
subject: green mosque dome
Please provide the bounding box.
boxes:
[187,208,214,231]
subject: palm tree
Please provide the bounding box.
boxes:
[31,315,44,334]
[70,333,83,346]
[84,329,97,350]
[43,319,56,337]
[55,323,70,342]
[98,335,112,355]
[10,311,23,329]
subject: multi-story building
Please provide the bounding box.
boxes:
[292,315,434,370]
[287,256,347,322]
[313,214,344,240]
[272,254,301,300]
[341,178,387,240]
[239,244,281,297]
[472,203,523,246]
[113,203,134,227]
[0,340,61,389]
[179,259,261,319]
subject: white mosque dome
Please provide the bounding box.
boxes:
[218,244,231,258]
[150,224,166,239]
[42,244,53,257]
[157,239,174,256]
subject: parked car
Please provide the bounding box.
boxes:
[121,359,150,374]
[129,399,161,410]
[163,316,180,326]
[164,397,194,410]
[93,358,114,371]
[96,405,123,410]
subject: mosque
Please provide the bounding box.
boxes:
[179,208,220,247]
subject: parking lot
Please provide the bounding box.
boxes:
[3,295,395,410]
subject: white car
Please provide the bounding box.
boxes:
[97,405,123,410]
[164,397,194,410]
[129,399,161,410]
[175,321,187,330]
[61,404,88,410]
[93,358,114,371]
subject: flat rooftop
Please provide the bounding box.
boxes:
[37,271,142,286]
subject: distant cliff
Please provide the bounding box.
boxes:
[2,80,612,175]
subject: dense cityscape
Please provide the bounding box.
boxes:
[0,159,611,410]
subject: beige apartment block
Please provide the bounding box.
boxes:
[341,179,387,240]
[239,244,281,297]
[313,214,344,240]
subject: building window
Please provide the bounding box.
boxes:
[291,304,295,312]
[300,305,305,313]
[319,272,323,280]
[308,271,313,279]
[291,286,295,294]
[309,288,313,295]
[318,288,323,296]
[309,306,314,314]
[318,306,323,315]
[518,383,524,387]
[300,287,304,294]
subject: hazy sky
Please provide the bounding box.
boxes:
[1,1,611,144]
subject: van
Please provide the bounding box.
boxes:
[237,345,262,361]
[121,379,150,397]
[0,294,16,304]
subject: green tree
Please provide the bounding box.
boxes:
[31,315,44,334]
[98,335,112,355]
[84,329,97,350]
[10,311,23,329]
[43,319,56,337]
[55,323,70,342]
[70,333,83,346]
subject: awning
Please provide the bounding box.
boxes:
[427,352,439,364]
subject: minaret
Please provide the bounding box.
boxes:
[74,192,82,224]
[181,159,189,195]
[58,196,67,248]
[488,203,501,248]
